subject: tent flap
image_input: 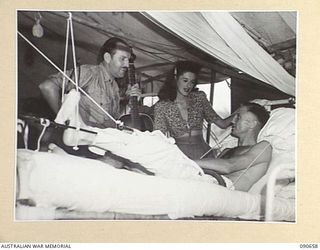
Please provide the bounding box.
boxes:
[144,11,295,96]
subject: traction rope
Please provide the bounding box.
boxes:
[228,142,271,190]
[200,109,238,159]
[61,13,70,104]
[68,12,80,150]
[200,127,232,159]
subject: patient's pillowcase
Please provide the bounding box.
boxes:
[258,108,295,152]
[249,108,295,195]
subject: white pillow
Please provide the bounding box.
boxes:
[249,108,296,195]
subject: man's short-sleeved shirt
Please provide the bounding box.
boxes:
[49,63,120,128]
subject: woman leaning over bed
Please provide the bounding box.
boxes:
[154,61,235,160]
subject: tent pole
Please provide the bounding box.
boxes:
[206,70,216,144]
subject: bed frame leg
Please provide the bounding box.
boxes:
[265,167,283,221]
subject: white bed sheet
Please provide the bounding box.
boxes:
[16,149,295,221]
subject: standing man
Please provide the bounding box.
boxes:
[39,37,139,128]
[39,37,139,162]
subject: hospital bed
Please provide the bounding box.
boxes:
[15,100,296,222]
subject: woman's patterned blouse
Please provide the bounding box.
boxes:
[154,91,220,138]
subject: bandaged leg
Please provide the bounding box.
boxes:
[55,89,96,146]
[55,90,81,124]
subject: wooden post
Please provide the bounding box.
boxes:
[206,70,216,144]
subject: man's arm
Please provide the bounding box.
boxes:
[195,141,272,174]
[39,79,62,114]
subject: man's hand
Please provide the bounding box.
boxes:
[126,83,141,99]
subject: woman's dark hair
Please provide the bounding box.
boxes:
[97,37,131,64]
[243,102,270,128]
[158,61,202,101]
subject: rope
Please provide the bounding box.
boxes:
[17,31,122,127]
[36,118,50,152]
[68,12,80,150]
[229,142,271,190]
[61,15,70,103]
[200,110,237,159]
[69,13,79,93]
[200,128,232,159]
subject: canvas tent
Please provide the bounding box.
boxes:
[17,11,296,115]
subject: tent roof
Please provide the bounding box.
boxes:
[231,12,296,74]
[17,11,296,96]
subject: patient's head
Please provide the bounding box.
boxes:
[231,103,269,138]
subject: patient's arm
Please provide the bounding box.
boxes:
[196,141,272,191]
[195,141,272,174]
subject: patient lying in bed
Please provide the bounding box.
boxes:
[57,90,275,191]
[16,91,295,221]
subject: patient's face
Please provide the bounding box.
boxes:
[231,106,255,137]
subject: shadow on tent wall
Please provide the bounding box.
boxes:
[230,77,294,112]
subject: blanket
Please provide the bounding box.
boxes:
[17,149,270,220]
[55,89,233,187]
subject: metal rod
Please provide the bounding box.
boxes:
[19,115,98,134]
[19,114,135,133]
[206,70,216,144]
